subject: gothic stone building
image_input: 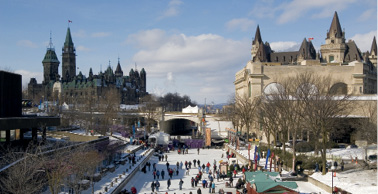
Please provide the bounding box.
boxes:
[28,27,147,105]
[235,11,377,98]
[234,11,377,143]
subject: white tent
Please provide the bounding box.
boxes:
[148,132,170,146]
[182,105,199,113]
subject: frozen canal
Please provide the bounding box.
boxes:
[122,148,329,194]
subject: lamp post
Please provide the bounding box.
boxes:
[331,165,335,194]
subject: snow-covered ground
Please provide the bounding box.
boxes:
[228,144,378,194]
[122,148,329,194]
[311,168,377,194]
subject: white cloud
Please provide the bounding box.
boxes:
[129,29,250,103]
[270,41,301,52]
[349,30,377,52]
[126,29,168,49]
[15,70,43,87]
[91,32,111,38]
[358,9,375,21]
[17,40,38,48]
[73,29,87,38]
[158,0,183,20]
[225,18,255,32]
[76,45,91,51]
[264,0,357,24]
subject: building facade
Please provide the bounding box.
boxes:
[234,11,377,143]
[28,27,147,105]
[235,11,377,99]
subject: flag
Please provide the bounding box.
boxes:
[68,20,72,23]
[265,149,271,169]
[257,146,261,161]
[308,37,314,41]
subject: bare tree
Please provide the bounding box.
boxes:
[295,72,352,175]
[99,88,120,135]
[256,96,280,150]
[234,94,260,142]
[350,101,377,144]
[0,147,46,194]
[139,94,160,133]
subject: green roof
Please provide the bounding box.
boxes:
[42,48,60,63]
[64,27,74,47]
[254,182,298,193]
[245,171,298,193]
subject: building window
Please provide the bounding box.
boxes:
[329,55,334,62]
[248,82,252,98]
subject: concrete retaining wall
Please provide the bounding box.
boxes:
[111,149,154,194]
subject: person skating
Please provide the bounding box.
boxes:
[165,154,168,161]
[156,170,160,179]
[167,178,171,190]
[197,188,202,194]
[161,169,165,179]
[208,181,212,193]
[211,181,215,193]
[155,180,160,192]
[130,186,137,194]
[151,181,155,192]
[179,179,184,190]
[197,147,200,155]
[193,159,197,167]
[153,170,156,179]
[166,162,170,170]
[189,161,192,168]
[191,177,195,187]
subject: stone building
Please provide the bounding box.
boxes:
[28,27,147,105]
[235,11,376,99]
[234,11,377,144]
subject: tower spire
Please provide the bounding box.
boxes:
[48,31,54,49]
[371,36,377,55]
[253,25,262,45]
[328,11,343,39]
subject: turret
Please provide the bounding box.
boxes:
[42,34,60,84]
[62,27,76,82]
[115,58,123,77]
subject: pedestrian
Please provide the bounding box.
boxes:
[167,178,171,190]
[179,179,184,190]
[176,168,179,176]
[315,162,319,172]
[202,179,207,188]
[131,186,137,194]
[189,161,192,168]
[153,170,156,179]
[211,181,215,193]
[156,170,160,179]
[151,181,155,192]
[197,147,200,155]
[191,177,195,187]
[334,161,338,170]
[161,169,165,179]
[198,160,201,167]
[197,188,202,194]
[147,162,151,171]
[194,159,197,167]
[166,162,170,170]
[155,180,160,192]
[341,160,345,171]
[177,161,180,169]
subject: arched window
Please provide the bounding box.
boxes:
[248,82,252,97]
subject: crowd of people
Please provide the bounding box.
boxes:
[123,145,250,194]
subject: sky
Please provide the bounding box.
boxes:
[0,0,377,104]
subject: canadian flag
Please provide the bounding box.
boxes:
[308,37,314,41]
